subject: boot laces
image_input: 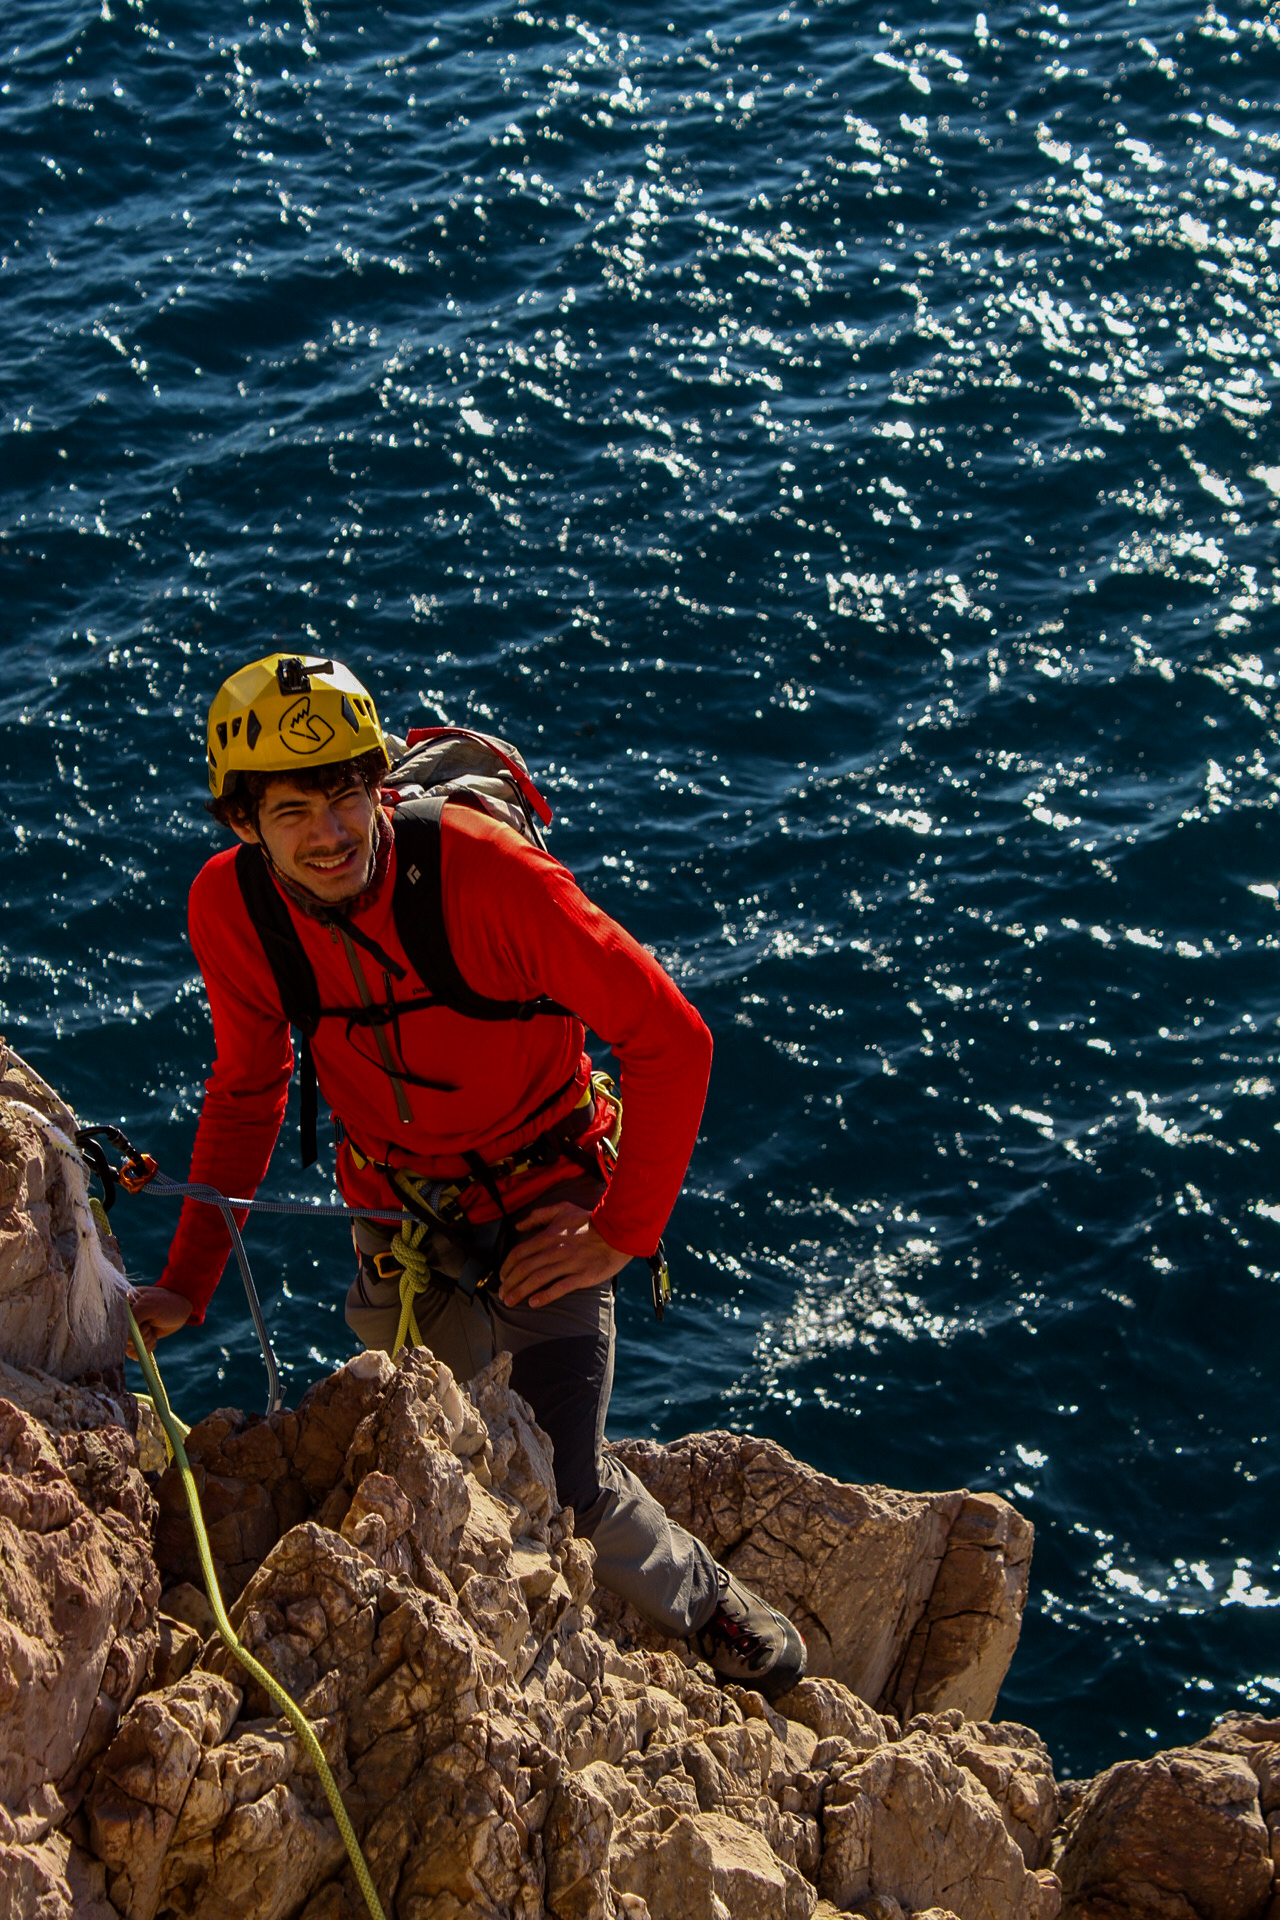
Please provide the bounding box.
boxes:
[702,1570,772,1668]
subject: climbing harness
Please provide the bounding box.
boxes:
[348,1070,627,1345]
[76,1086,669,1412]
[126,1301,387,1920]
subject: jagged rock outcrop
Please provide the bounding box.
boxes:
[149,1393,1031,1742]
[607,1434,1033,1722]
[0,1399,160,1909]
[3,1327,1279,1920]
[0,1354,136,1434]
[0,1826,119,1920]
[817,1717,1059,1920]
[1052,1714,1280,1920]
[0,1041,130,1384]
[3,1056,1279,1920]
[75,1346,1061,1920]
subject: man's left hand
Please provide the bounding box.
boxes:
[498,1202,632,1309]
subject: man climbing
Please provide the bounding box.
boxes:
[131,653,806,1699]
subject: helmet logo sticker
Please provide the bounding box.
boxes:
[280,695,336,755]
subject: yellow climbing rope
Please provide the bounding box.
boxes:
[390,1216,434,1358]
[89,1201,193,1454]
[126,1304,387,1920]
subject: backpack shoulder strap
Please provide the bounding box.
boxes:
[234,844,322,1034]
[391,794,570,1022]
[234,843,322,1167]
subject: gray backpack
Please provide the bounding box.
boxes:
[388,725,552,850]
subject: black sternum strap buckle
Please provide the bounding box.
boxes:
[647,1240,671,1322]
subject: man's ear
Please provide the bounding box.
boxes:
[228,818,261,845]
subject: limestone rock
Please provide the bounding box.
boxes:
[85,1671,243,1920]
[133,1398,168,1474]
[1054,1743,1274,1920]
[906,1709,1059,1868]
[158,1582,217,1639]
[823,1903,963,1920]
[544,1764,619,1920]
[818,1729,1062,1920]
[339,1358,476,1581]
[0,1402,159,1830]
[291,1350,397,1501]
[611,1808,815,1920]
[185,1515,550,1920]
[99,1347,572,1920]
[3,1322,1077,1920]
[0,1357,136,1438]
[74,1340,1075,1920]
[775,1678,894,1754]
[1197,1713,1280,1814]
[153,1402,311,1603]
[149,1614,204,1691]
[0,1309,1101,1920]
[152,1349,477,1605]
[608,1431,1032,1720]
[469,1350,557,1532]
[13,1051,1280,1920]
[889,1493,1035,1722]
[0,1825,120,1920]
[0,1044,130,1382]
[0,1044,79,1142]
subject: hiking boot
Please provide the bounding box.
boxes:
[693,1567,807,1700]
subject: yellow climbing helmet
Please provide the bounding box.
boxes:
[206,653,389,797]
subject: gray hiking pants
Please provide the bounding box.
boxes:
[343,1181,720,1639]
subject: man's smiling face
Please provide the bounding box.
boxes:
[232,774,379,903]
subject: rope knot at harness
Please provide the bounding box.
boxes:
[390,1216,438,1357]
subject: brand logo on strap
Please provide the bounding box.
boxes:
[280,696,336,755]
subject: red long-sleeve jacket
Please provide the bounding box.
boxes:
[160,803,713,1322]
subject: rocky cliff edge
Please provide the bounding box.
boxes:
[1,1049,1277,1920]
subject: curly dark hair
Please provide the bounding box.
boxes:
[207,747,388,832]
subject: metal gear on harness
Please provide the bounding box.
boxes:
[648,1240,672,1321]
[76,1124,158,1210]
[75,1126,289,1416]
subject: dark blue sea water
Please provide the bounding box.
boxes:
[3,0,1280,1778]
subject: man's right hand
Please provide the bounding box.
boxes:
[128,1286,194,1355]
